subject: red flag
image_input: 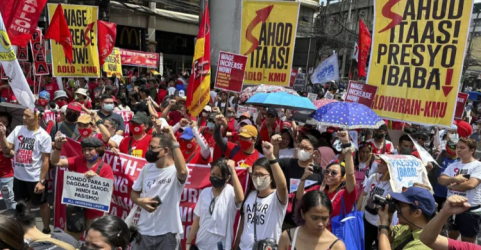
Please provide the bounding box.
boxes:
[97,20,117,66]
[0,0,48,47]
[358,19,371,78]
[186,4,211,117]
[44,4,73,64]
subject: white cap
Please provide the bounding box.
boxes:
[203,106,212,112]
[60,105,68,114]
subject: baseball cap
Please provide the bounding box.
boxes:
[77,114,92,124]
[389,186,435,217]
[239,119,252,126]
[203,106,212,112]
[238,125,258,138]
[39,90,50,100]
[266,108,277,117]
[131,112,149,124]
[240,112,251,119]
[180,127,194,140]
[67,102,82,113]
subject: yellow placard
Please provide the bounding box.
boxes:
[367,0,474,126]
[47,4,100,77]
[102,47,122,78]
[240,1,299,86]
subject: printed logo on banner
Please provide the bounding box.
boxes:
[119,49,159,69]
[240,1,299,86]
[102,47,122,78]
[214,51,248,93]
[47,4,100,77]
[367,0,474,126]
[30,28,49,75]
[17,46,28,61]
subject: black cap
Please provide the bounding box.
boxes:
[131,112,149,124]
[266,108,278,117]
[81,137,103,148]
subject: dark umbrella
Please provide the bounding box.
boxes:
[0,103,26,130]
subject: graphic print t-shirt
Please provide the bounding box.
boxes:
[364,174,393,226]
[442,160,481,211]
[7,126,52,182]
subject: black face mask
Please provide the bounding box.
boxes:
[145,149,160,163]
[209,176,226,188]
[65,113,79,123]
[373,133,385,139]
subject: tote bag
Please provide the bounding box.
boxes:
[330,197,365,250]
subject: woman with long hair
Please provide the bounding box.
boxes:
[354,142,375,199]
[0,214,27,250]
[296,130,357,231]
[235,141,288,250]
[83,215,141,250]
[186,158,244,250]
[278,190,346,250]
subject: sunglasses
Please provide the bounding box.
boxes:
[325,169,339,176]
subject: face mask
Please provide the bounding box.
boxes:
[239,140,253,151]
[298,149,313,161]
[38,99,48,107]
[145,149,160,163]
[56,101,67,108]
[207,122,215,130]
[253,176,271,190]
[78,128,92,137]
[103,103,114,112]
[202,112,209,117]
[86,154,98,163]
[373,133,385,139]
[209,176,226,188]
[180,140,195,151]
[65,113,79,123]
[131,124,144,135]
[399,147,413,155]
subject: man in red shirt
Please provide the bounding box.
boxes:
[368,124,395,154]
[214,114,261,169]
[257,108,284,143]
[42,75,59,100]
[160,97,196,126]
[117,112,152,158]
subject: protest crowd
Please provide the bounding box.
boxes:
[0,0,481,250]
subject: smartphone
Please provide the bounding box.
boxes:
[152,195,162,207]
[463,174,471,179]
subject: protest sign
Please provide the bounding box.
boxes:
[120,49,159,68]
[47,4,100,77]
[240,1,299,86]
[367,0,474,126]
[289,68,298,88]
[54,139,249,247]
[408,134,439,167]
[17,46,28,61]
[237,105,258,121]
[293,72,305,91]
[324,92,334,100]
[379,154,432,193]
[61,171,113,212]
[455,92,469,119]
[345,81,378,107]
[30,28,49,75]
[307,93,318,102]
[102,47,122,78]
[19,62,32,79]
[159,52,164,75]
[214,51,247,93]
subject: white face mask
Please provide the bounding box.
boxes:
[298,150,313,161]
[253,176,271,190]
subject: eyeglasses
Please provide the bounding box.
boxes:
[325,169,339,176]
[252,173,270,179]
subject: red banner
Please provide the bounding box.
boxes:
[54,139,249,246]
[19,62,32,79]
[30,28,49,75]
[289,68,298,88]
[0,0,48,47]
[455,92,469,119]
[17,46,29,61]
[358,19,371,78]
[345,81,378,108]
[214,51,247,93]
[120,49,159,68]
[98,20,117,67]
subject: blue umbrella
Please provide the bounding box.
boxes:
[246,92,317,111]
[468,91,481,101]
[311,102,384,129]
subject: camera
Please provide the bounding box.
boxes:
[310,164,322,174]
[373,194,396,213]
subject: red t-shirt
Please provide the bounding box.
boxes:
[367,139,395,154]
[78,100,92,109]
[88,82,98,100]
[260,118,283,142]
[201,129,215,147]
[448,238,481,250]
[43,81,59,101]
[224,141,261,168]
[198,118,207,130]
[119,134,153,158]
[156,89,167,104]
[326,187,358,231]
[188,150,211,165]
[0,144,13,178]
[66,156,114,219]
[1,84,12,102]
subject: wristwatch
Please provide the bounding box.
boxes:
[378,225,390,232]
[171,143,180,149]
[39,180,46,186]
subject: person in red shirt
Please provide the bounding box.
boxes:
[0,80,13,102]
[214,114,261,169]
[200,113,216,148]
[75,88,92,109]
[172,120,211,164]
[367,124,395,154]
[76,114,110,143]
[52,90,69,109]
[198,106,211,130]
[156,83,167,104]
[0,112,14,209]
[50,136,114,239]
[161,97,197,126]
[257,108,284,143]
[41,75,59,100]
[37,91,50,110]
[116,112,152,158]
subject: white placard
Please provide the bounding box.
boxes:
[307,93,318,102]
[324,92,334,100]
[408,135,439,167]
[379,154,432,193]
[289,178,317,194]
[61,171,114,212]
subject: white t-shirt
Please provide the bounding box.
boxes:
[194,186,241,250]
[363,174,393,226]
[278,148,295,159]
[442,160,481,211]
[7,126,52,182]
[132,164,188,236]
[239,190,287,250]
[110,134,124,148]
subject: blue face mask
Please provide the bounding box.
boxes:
[103,103,114,112]
[207,122,215,130]
[87,154,98,163]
